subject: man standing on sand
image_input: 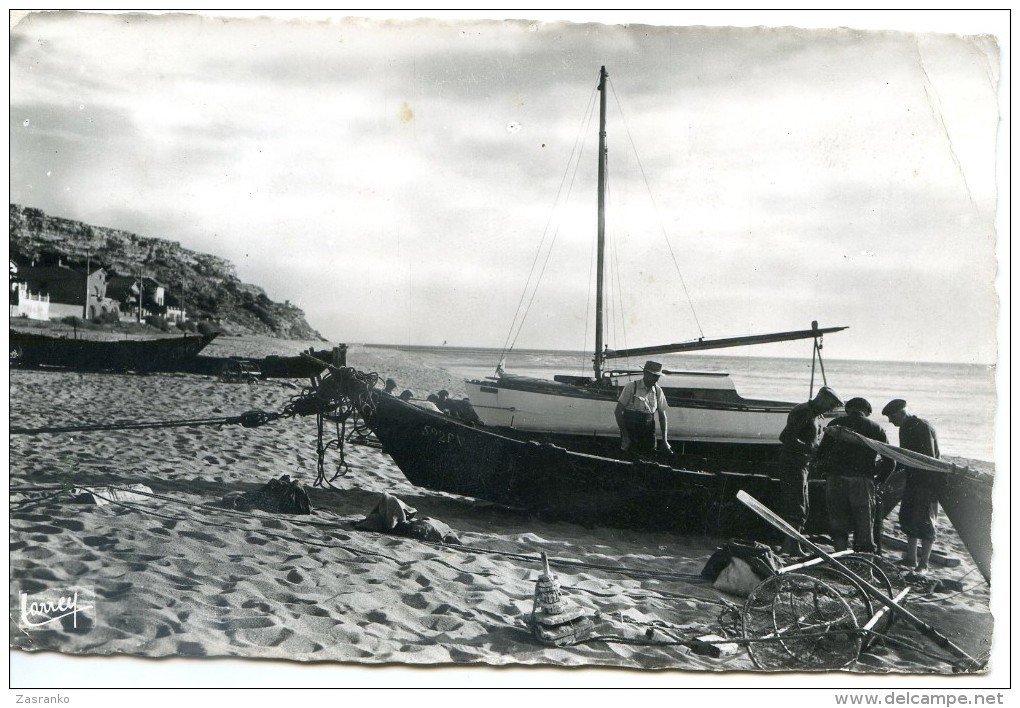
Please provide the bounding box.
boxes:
[777,385,843,556]
[882,398,942,574]
[615,361,672,458]
[816,397,895,554]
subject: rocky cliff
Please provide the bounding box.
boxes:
[9,204,324,340]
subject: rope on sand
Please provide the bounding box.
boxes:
[8,410,283,435]
[9,369,378,491]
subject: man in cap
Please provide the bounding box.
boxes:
[615,360,672,458]
[776,385,843,556]
[882,399,942,574]
[816,397,895,553]
[383,378,398,395]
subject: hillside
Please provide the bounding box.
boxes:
[9,204,324,340]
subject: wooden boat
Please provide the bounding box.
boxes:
[354,381,991,569]
[9,328,217,373]
[364,387,833,536]
[463,66,846,470]
[305,362,829,537]
[183,345,344,379]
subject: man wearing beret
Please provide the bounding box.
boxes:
[882,398,942,574]
[776,385,843,556]
[816,397,895,553]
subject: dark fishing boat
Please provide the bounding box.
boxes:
[184,344,346,379]
[10,328,217,373]
[310,367,827,537]
[335,375,991,573]
[365,388,816,536]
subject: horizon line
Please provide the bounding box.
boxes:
[355,341,996,368]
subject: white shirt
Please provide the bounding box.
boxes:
[618,380,668,415]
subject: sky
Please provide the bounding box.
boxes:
[8,10,1006,364]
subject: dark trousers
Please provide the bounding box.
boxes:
[899,470,940,540]
[778,450,811,532]
[825,475,876,553]
[621,410,656,457]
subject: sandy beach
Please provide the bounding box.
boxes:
[9,338,995,675]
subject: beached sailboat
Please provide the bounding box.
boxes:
[306,67,856,535]
[316,367,818,537]
[464,66,845,471]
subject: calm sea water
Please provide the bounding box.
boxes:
[369,345,998,463]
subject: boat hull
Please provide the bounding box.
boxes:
[465,373,798,475]
[366,391,829,537]
[10,329,217,372]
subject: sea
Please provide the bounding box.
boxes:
[367,345,999,464]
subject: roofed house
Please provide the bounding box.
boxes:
[9,259,50,320]
[106,274,180,322]
[15,261,116,321]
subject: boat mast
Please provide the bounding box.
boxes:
[593,65,608,381]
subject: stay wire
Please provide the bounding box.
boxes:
[499,86,599,365]
[608,78,704,340]
[507,97,598,357]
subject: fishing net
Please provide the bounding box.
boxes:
[742,572,862,671]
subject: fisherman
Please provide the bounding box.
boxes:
[383,378,398,395]
[776,385,843,556]
[398,389,414,402]
[614,360,672,458]
[435,390,480,423]
[882,398,942,574]
[816,397,895,553]
[435,390,452,414]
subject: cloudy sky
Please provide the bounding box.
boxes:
[9,11,1004,364]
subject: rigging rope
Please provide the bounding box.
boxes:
[499,85,599,370]
[9,362,380,491]
[608,78,705,341]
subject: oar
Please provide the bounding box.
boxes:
[735,490,982,670]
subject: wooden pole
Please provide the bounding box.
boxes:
[736,490,981,670]
[84,250,90,321]
[862,587,911,633]
[593,65,607,381]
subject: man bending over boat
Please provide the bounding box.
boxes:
[777,385,843,556]
[615,360,672,458]
[882,398,942,575]
[816,397,895,554]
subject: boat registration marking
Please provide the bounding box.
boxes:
[422,425,463,447]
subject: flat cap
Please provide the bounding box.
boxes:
[817,386,843,406]
[882,399,907,416]
[844,397,872,416]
